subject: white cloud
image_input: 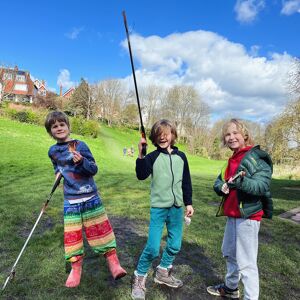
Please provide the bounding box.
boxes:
[65,27,84,40]
[48,86,57,93]
[57,69,75,90]
[234,0,265,23]
[121,30,294,123]
[281,0,300,15]
[249,45,260,57]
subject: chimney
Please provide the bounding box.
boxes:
[42,80,45,86]
[60,85,62,96]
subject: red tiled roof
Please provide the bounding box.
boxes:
[63,87,75,98]
[0,67,35,96]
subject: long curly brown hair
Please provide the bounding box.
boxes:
[149,119,178,146]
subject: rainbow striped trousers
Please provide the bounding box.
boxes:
[63,195,116,262]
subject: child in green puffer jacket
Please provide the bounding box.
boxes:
[207,118,273,300]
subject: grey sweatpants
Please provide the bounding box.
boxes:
[222,217,260,300]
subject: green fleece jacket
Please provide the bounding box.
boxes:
[136,146,192,208]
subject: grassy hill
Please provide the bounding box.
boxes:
[0,117,299,300]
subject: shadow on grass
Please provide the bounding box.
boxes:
[74,215,220,300]
[270,178,300,202]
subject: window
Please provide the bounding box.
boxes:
[3,73,13,80]
[16,75,26,82]
[14,84,28,91]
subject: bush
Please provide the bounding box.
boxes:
[10,110,40,124]
[3,107,18,119]
[197,146,209,158]
[81,120,100,138]
[71,117,100,138]
[26,110,39,124]
[0,105,100,138]
[15,111,29,122]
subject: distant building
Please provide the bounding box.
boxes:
[33,79,48,97]
[0,66,36,103]
[61,86,75,98]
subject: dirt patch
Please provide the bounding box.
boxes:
[107,216,220,299]
[17,215,221,299]
[72,215,220,299]
[18,214,55,239]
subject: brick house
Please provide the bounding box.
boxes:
[33,79,48,97]
[61,86,75,98]
[0,66,37,103]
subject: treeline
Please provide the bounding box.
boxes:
[4,59,300,164]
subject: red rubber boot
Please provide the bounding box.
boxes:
[65,257,83,288]
[104,249,127,280]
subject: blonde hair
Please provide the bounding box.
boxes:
[221,118,254,146]
[149,119,178,146]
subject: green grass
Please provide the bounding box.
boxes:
[0,117,299,300]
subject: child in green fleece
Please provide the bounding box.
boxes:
[131,119,194,300]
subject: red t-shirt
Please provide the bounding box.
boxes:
[224,146,263,221]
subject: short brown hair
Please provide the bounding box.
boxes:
[45,111,70,135]
[221,118,254,146]
[149,119,178,146]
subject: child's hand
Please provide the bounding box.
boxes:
[221,183,229,194]
[227,177,234,183]
[73,151,83,164]
[185,205,194,217]
[138,137,147,158]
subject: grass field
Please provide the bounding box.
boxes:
[0,117,299,300]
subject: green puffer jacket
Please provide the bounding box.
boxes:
[214,145,273,219]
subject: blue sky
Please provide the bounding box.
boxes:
[1,0,299,123]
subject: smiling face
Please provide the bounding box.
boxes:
[157,127,173,152]
[50,120,71,143]
[224,122,246,152]
[149,120,178,152]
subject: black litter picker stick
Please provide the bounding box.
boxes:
[1,173,63,292]
[122,10,147,156]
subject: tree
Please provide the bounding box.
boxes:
[121,103,139,127]
[139,85,166,129]
[93,79,124,126]
[32,91,58,109]
[162,85,210,143]
[270,57,300,162]
[161,85,209,151]
[265,99,300,163]
[288,57,300,97]
[206,119,233,160]
[68,78,95,119]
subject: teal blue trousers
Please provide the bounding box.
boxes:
[137,206,183,275]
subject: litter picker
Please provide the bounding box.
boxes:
[230,170,246,182]
[122,10,147,156]
[1,173,62,292]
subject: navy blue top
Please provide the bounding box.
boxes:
[48,139,98,201]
